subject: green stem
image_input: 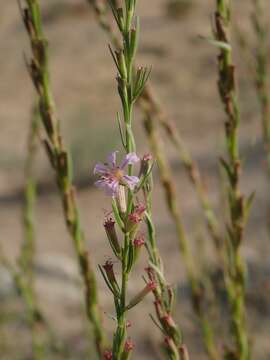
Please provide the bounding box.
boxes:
[19,104,45,359]
[20,1,105,357]
[144,114,219,360]
[214,1,250,358]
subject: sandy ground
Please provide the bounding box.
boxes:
[0,0,270,359]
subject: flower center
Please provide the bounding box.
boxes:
[113,168,124,180]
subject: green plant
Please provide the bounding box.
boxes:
[93,1,190,358]
[86,0,222,257]
[213,1,253,358]
[19,1,106,357]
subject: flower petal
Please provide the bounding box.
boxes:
[107,151,118,168]
[94,179,107,188]
[105,180,119,196]
[120,152,140,169]
[95,178,119,196]
[123,175,140,190]
[94,163,109,175]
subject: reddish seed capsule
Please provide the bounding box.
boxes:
[133,234,145,248]
[133,233,145,263]
[162,314,177,329]
[103,350,113,360]
[126,204,146,233]
[102,260,117,286]
[139,153,153,177]
[147,281,157,291]
[104,217,115,230]
[104,217,121,255]
[124,339,135,352]
[145,266,156,282]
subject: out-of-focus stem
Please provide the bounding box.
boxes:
[19,104,45,359]
[20,1,105,357]
[87,0,120,46]
[144,113,220,360]
[0,246,47,359]
[251,0,270,170]
[144,114,194,279]
[144,174,189,360]
[140,89,222,253]
[214,1,251,358]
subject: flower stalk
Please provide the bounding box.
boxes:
[86,0,222,258]
[95,1,188,359]
[95,1,151,357]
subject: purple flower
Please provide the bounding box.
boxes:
[94,151,140,196]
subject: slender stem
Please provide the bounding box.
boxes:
[18,104,46,359]
[111,2,137,356]
[0,249,48,359]
[144,114,220,360]
[144,178,187,360]
[251,0,270,170]
[214,1,251,359]
[104,2,190,357]
[20,1,105,357]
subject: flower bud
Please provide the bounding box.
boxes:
[102,260,119,295]
[121,339,134,360]
[139,153,153,177]
[145,266,155,281]
[126,204,146,235]
[133,234,145,263]
[134,234,145,248]
[103,350,113,360]
[125,339,134,351]
[104,217,121,256]
[126,281,156,310]
[161,314,181,343]
[162,314,177,328]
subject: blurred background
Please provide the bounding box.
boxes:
[0,0,270,359]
